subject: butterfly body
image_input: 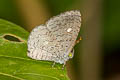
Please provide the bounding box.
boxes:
[27,10,81,64]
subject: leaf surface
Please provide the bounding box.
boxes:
[0,19,69,80]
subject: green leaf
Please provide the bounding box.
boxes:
[0,19,70,80]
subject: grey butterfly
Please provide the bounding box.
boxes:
[27,10,81,66]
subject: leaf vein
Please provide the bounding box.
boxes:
[0,55,51,64]
[0,72,25,80]
[17,73,60,80]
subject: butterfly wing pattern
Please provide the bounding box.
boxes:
[27,10,81,64]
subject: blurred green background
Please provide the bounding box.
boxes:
[0,0,120,80]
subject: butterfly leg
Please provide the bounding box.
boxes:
[75,36,82,45]
[52,61,56,67]
[62,62,66,69]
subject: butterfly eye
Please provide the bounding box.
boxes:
[67,28,72,32]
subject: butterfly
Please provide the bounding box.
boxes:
[27,10,81,67]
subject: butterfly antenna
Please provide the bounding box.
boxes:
[75,36,82,45]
